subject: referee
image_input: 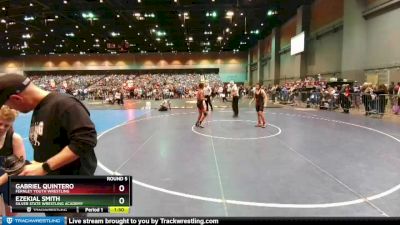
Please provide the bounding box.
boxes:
[230,81,239,117]
[204,82,213,111]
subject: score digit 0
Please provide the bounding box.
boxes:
[119,197,125,205]
[119,185,125,192]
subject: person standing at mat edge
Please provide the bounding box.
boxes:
[0,74,97,177]
[195,83,208,128]
[249,84,267,128]
[230,81,239,117]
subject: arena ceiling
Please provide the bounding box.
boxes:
[0,0,313,57]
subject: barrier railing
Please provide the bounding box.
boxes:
[267,91,398,116]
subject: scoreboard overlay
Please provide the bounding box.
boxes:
[9,176,132,213]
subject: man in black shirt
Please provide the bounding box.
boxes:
[0,74,97,177]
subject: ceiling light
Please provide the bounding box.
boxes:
[55,15,59,19]
[29,2,33,6]
[225,28,230,32]
[103,25,106,29]
[24,16,35,21]
[22,34,32,39]
[206,11,217,18]
[261,23,264,26]
[63,0,68,4]
[45,18,55,22]
[117,14,120,18]
[183,12,189,19]
[134,13,141,17]
[50,29,54,32]
[129,25,132,28]
[2,7,6,11]
[201,42,210,46]
[217,36,223,41]
[226,11,234,17]
[100,0,103,2]
[75,25,79,29]
[267,10,278,16]
[110,32,120,37]
[138,0,141,2]
[156,31,166,36]
[0,19,6,23]
[82,12,95,19]
[65,32,75,37]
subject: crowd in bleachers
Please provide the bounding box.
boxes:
[28,73,224,104]
[28,73,399,115]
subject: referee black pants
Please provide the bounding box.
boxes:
[232,96,239,116]
[205,95,213,111]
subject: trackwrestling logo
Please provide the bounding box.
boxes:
[2,217,64,225]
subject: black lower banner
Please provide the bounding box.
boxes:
[65,217,400,225]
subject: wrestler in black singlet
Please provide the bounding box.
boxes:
[255,90,265,112]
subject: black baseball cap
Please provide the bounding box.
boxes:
[0,73,31,107]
